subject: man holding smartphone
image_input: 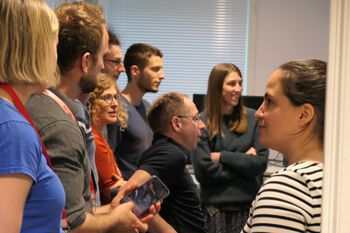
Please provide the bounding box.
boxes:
[114,92,208,233]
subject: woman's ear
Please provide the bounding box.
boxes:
[81,52,91,74]
[298,103,315,126]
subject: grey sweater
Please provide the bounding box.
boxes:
[191,108,269,211]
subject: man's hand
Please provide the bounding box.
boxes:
[111,182,161,224]
[111,201,150,233]
[210,152,221,162]
[111,183,137,207]
[245,147,257,156]
[110,178,127,190]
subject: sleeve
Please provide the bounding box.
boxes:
[0,121,41,182]
[191,127,240,186]
[94,133,122,191]
[107,98,132,153]
[243,172,312,232]
[39,120,89,229]
[107,122,120,154]
[138,145,183,188]
[219,118,269,178]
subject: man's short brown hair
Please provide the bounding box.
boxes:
[56,1,105,75]
[148,92,187,134]
[124,43,163,82]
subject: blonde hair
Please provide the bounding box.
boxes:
[90,73,128,129]
[0,0,59,88]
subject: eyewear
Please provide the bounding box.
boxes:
[99,94,119,104]
[103,58,123,66]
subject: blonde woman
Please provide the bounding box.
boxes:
[0,0,65,232]
[90,73,127,204]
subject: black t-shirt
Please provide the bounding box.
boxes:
[139,134,207,233]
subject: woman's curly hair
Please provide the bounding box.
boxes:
[90,73,128,129]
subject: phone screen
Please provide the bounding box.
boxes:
[120,175,170,217]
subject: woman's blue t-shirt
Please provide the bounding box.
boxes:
[0,99,65,233]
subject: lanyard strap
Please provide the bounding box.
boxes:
[42,89,96,202]
[42,89,77,122]
[0,84,54,167]
[0,83,69,230]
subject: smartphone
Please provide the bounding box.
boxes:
[120,175,170,217]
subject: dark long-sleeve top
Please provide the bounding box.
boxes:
[191,108,269,211]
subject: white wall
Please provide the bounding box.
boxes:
[247,0,330,95]
[246,0,331,173]
[247,0,350,230]
[322,0,350,231]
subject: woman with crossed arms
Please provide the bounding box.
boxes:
[191,63,269,233]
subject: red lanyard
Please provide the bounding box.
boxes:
[0,83,69,230]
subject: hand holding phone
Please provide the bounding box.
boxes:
[120,175,170,217]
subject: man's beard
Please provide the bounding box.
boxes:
[79,74,97,94]
[137,73,158,93]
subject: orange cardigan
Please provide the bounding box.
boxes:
[92,127,123,203]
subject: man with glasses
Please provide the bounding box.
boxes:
[102,29,125,81]
[115,92,208,233]
[107,43,165,179]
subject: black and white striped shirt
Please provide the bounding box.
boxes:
[242,161,323,233]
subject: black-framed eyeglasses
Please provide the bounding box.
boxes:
[99,94,119,104]
[177,114,201,123]
[103,58,123,66]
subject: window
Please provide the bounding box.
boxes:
[101,0,249,103]
[45,0,66,9]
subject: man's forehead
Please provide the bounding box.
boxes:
[106,45,122,58]
[182,98,197,114]
[99,26,109,54]
[147,55,163,63]
[146,55,163,64]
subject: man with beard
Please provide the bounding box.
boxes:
[108,43,165,179]
[26,2,152,233]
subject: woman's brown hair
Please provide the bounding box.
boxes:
[205,63,247,139]
[279,59,326,146]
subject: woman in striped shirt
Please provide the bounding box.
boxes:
[242,59,326,233]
